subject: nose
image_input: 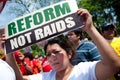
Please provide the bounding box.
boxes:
[51,53,56,56]
[49,57,56,64]
[67,35,71,39]
[47,53,57,61]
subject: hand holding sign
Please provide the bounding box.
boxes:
[4,0,83,53]
[77,8,93,32]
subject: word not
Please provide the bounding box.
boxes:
[10,17,75,50]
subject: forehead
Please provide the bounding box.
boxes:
[106,25,114,28]
[68,31,75,35]
[46,44,62,52]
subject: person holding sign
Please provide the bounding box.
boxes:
[23,8,120,80]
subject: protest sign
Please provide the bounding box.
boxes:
[4,0,83,53]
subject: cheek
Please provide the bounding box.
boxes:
[58,54,64,60]
[46,57,53,63]
[58,53,70,63]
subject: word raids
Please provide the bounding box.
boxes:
[10,17,76,50]
[8,2,71,36]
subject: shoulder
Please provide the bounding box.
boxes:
[69,61,99,80]
[114,37,120,41]
[76,61,98,70]
[0,59,16,80]
[76,62,98,75]
[110,37,120,44]
[80,40,96,48]
[0,59,14,71]
[81,40,95,45]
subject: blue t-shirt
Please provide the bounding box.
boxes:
[72,40,101,65]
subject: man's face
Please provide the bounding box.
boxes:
[67,32,80,43]
[102,25,115,40]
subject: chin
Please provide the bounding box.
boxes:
[53,67,62,72]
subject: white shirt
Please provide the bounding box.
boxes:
[29,61,98,80]
[0,59,16,80]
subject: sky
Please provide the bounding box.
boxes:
[0,1,16,28]
[0,0,57,28]
[0,0,79,28]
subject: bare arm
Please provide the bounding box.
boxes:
[6,53,23,80]
[77,9,120,80]
[24,63,33,75]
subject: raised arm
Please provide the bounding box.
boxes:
[77,8,120,80]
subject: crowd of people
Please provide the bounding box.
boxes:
[14,50,52,75]
[0,8,120,80]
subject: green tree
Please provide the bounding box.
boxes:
[31,44,44,57]
[78,0,120,36]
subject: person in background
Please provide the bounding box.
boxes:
[14,51,37,75]
[33,55,43,74]
[23,55,52,80]
[102,23,120,80]
[41,56,52,72]
[0,1,23,79]
[0,34,23,80]
[67,28,101,65]
[23,53,35,75]
[22,8,120,80]
[14,51,32,75]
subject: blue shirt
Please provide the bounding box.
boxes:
[72,40,101,65]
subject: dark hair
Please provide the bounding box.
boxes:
[44,36,76,63]
[72,28,83,40]
[102,23,115,32]
[24,52,34,60]
[102,23,117,36]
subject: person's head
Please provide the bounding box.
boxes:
[102,23,116,40]
[35,55,43,61]
[13,50,23,63]
[67,28,83,43]
[44,36,75,72]
[24,52,34,60]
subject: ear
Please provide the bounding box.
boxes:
[68,51,72,59]
[77,34,80,40]
[68,54,72,59]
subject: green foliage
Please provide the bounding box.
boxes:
[20,49,24,54]
[78,0,120,36]
[31,44,45,57]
